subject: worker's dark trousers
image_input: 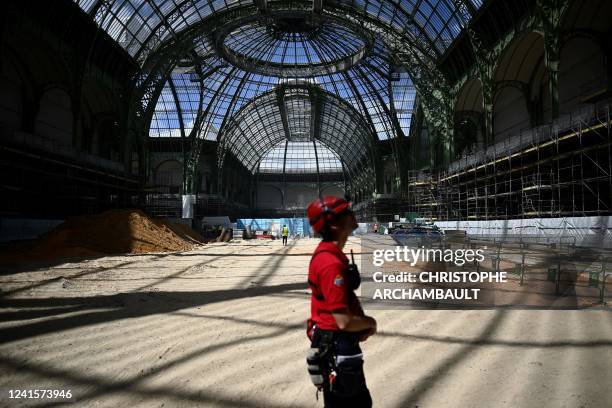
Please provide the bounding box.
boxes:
[282,236,287,245]
[323,385,372,407]
[312,330,372,408]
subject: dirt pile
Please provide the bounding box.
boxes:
[1,209,204,263]
[167,222,206,244]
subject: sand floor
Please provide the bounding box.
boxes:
[0,235,611,407]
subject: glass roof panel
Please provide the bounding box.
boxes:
[258,141,286,173]
[391,70,416,136]
[219,84,374,176]
[150,81,182,138]
[74,0,485,63]
[285,88,312,141]
[68,0,489,179]
[258,140,343,174]
[218,14,371,77]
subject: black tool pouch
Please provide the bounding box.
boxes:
[306,348,324,388]
[330,358,366,397]
[308,329,334,389]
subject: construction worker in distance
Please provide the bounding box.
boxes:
[282,224,289,246]
[305,196,376,407]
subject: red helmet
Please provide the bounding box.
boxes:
[307,196,351,233]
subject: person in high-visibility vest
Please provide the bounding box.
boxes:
[282,225,289,246]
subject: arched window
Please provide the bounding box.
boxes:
[155,160,183,193]
[35,87,73,146]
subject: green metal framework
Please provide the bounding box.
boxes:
[73,0,488,198]
[450,0,571,149]
[218,82,376,182]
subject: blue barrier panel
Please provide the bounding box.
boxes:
[236,218,311,237]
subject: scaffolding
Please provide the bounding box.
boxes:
[145,193,250,219]
[406,101,612,221]
[405,171,439,221]
[352,195,415,222]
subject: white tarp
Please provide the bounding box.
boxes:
[435,216,612,248]
[182,194,196,219]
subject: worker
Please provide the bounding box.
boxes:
[305,196,377,407]
[282,224,289,246]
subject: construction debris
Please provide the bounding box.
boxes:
[216,227,233,242]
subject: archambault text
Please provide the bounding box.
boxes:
[372,288,481,300]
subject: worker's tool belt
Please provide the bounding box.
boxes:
[307,327,366,397]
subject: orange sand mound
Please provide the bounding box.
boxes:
[1,209,204,263]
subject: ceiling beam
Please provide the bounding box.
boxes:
[276,85,292,141]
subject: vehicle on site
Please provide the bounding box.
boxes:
[389,221,443,247]
[388,222,443,236]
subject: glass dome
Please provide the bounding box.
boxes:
[72,0,486,186]
[73,0,484,63]
[218,82,375,179]
[218,12,371,77]
[150,35,416,144]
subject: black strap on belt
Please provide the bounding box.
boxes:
[312,328,337,369]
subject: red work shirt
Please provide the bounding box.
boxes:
[308,241,364,332]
